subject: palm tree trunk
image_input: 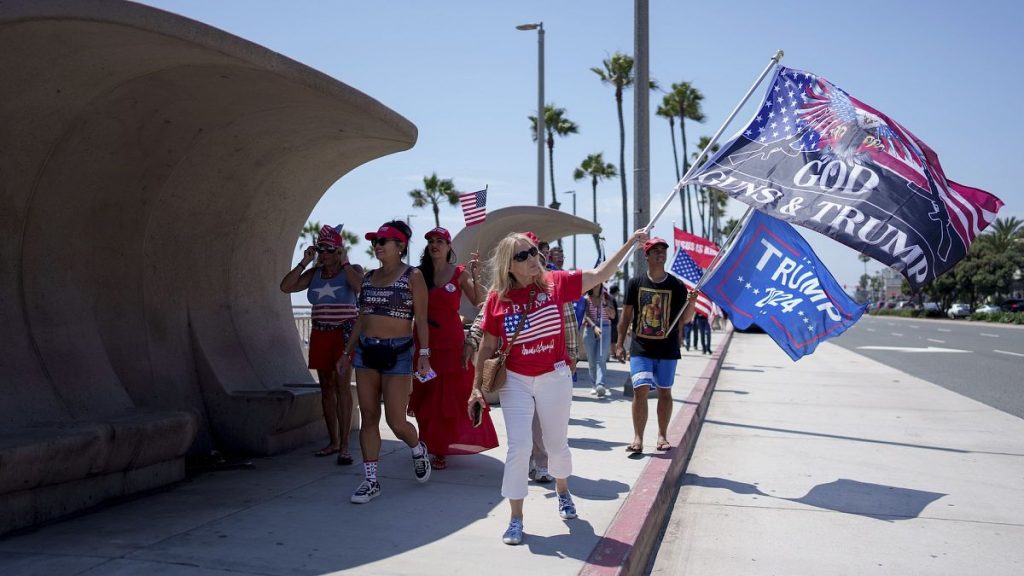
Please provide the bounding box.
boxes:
[616,88,629,278]
[592,178,601,253]
[547,133,558,209]
[669,117,679,181]
[679,116,695,233]
[433,203,440,228]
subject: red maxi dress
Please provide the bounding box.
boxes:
[411,265,499,456]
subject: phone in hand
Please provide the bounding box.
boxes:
[471,401,483,428]
[415,369,437,383]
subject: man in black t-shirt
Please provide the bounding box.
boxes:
[614,238,697,453]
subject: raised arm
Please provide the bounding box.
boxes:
[280,245,317,293]
[581,229,649,293]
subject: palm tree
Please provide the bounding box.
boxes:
[573,152,617,252]
[985,216,1024,252]
[299,220,321,248]
[592,52,635,275]
[690,136,720,239]
[671,82,706,232]
[408,172,459,228]
[656,91,682,182]
[530,104,579,212]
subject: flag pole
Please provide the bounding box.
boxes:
[665,205,755,336]
[615,49,784,271]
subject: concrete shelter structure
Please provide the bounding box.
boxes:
[0,0,416,534]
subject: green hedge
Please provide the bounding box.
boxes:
[970,311,1024,324]
[868,308,1021,322]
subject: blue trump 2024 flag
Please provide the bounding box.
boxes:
[704,211,866,361]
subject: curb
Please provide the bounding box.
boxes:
[579,325,735,576]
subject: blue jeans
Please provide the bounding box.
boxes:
[694,315,711,352]
[353,335,415,375]
[582,321,611,388]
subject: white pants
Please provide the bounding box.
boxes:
[499,368,573,499]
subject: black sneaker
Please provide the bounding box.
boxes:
[350,479,381,504]
[413,441,431,483]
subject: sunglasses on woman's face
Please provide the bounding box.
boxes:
[512,246,539,262]
[372,237,398,247]
[315,245,338,253]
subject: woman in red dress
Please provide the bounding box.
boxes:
[411,227,497,469]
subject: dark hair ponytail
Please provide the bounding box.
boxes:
[383,219,412,258]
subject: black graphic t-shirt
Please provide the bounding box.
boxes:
[625,273,687,359]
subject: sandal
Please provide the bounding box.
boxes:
[314,446,340,457]
[336,451,354,466]
[625,443,643,453]
[431,455,447,470]
[656,440,672,451]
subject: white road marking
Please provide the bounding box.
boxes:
[937,328,951,333]
[994,350,1024,358]
[857,346,971,353]
[980,333,999,338]
[910,325,920,329]
[927,338,945,344]
[892,333,904,337]
[866,328,876,332]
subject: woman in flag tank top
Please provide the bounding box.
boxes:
[279,224,362,465]
[410,227,498,470]
[470,228,649,545]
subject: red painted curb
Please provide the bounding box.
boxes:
[579,326,734,576]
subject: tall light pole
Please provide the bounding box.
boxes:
[564,190,577,269]
[405,214,416,264]
[633,0,650,277]
[516,22,544,207]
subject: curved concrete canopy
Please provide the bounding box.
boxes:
[0,0,416,462]
[452,206,601,318]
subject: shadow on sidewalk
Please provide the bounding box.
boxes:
[684,474,946,522]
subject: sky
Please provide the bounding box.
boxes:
[139,1,1022,305]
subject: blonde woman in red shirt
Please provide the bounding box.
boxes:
[469,229,648,545]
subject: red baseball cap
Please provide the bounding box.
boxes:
[317,224,342,248]
[520,231,540,246]
[424,227,451,242]
[365,224,409,243]
[643,237,669,253]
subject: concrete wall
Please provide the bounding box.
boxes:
[0,0,416,467]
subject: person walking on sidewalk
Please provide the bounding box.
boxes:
[614,237,697,453]
[410,227,498,470]
[469,229,649,545]
[338,220,433,504]
[279,224,362,465]
[582,284,613,398]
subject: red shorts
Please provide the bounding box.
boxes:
[308,320,354,371]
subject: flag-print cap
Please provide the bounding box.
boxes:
[318,224,342,247]
[365,224,408,243]
[643,237,669,253]
[424,227,451,242]
[520,231,540,246]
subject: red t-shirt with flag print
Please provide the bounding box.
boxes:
[481,270,583,377]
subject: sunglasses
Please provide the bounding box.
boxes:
[372,237,400,247]
[315,245,338,253]
[512,247,539,262]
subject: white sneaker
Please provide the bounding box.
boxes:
[533,466,553,483]
[596,385,607,398]
[350,480,381,504]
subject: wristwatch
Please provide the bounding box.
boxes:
[419,348,431,357]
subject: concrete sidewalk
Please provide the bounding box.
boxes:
[651,331,1024,576]
[0,333,729,576]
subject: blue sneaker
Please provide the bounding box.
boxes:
[502,518,524,545]
[557,491,577,519]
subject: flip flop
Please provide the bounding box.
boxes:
[314,447,340,457]
[656,441,672,451]
[336,452,353,466]
[625,443,643,453]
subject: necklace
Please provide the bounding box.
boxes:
[647,270,668,284]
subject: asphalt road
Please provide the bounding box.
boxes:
[831,314,1024,420]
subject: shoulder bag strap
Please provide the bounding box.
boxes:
[500,288,535,356]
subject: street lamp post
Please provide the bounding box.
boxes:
[405,214,416,264]
[564,190,577,269]
[516,22,544,207]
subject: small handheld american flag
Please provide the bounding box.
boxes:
[459,188,488,226]
[670,248,714,318]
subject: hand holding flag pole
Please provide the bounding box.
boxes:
[614,50,784,271]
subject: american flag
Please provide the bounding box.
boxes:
[669,249,714,318]
[503,303,562,345]
[459,189,488,226]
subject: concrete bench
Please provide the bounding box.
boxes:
[0,410,197,535]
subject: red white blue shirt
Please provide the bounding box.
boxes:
[482,270,583,377]
[307,267,357,324]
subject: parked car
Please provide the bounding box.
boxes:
[1000,298,1024,313]
[947,303,971,319]
[921,302,940,312]
[976,304,1002,314]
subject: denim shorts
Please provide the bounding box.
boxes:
[353,335,415,375]
[629,356,678,389]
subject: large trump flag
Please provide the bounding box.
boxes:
[684,66,1003,290]
[703,211,866,361]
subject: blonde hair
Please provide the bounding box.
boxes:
[487,233,549,300]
